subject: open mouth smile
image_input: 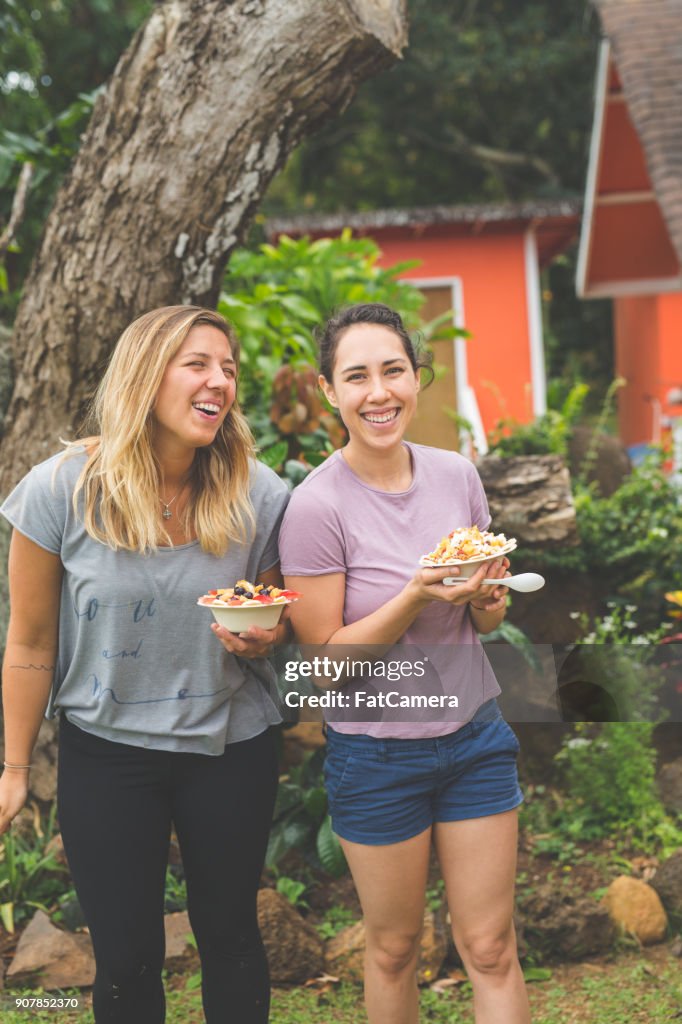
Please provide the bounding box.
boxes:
[361,409,400,425]
[192,401,222,420]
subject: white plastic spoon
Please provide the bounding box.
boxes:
[442,572,545,592]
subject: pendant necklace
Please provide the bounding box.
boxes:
[159,490,181,520]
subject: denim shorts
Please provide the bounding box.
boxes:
[324,699,523,846]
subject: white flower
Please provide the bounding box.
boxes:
[632,636,650,645]
[624,621,637,629]
[569,611,581,620]
[625,605,637,613]
[651,527,669,539]
[566,737,592,749]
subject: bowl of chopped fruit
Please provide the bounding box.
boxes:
[197,580,302,631]
[419,526,516,579]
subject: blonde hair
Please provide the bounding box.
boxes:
[64,305,256,555]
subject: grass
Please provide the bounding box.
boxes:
[0,955,679,1023]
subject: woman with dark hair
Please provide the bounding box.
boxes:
[0,306,289,1023]
[279,303,530,1024]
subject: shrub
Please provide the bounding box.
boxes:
[554,723,682,850]
[220,232,457,470]
[487,381,588,458]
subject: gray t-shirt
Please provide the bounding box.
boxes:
[1,450,289,754]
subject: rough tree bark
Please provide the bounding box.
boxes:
[0,0,408,493]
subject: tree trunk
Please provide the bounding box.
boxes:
[0,0,408,493]
[477,454,578,547]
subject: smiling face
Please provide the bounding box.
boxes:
[152,323,237,457]
[320,323,420,454]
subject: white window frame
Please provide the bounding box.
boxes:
[408,275,487,455]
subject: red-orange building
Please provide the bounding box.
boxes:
[578,1,682,462]
[269,201,579,454]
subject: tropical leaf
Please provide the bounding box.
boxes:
[316,816,347,877]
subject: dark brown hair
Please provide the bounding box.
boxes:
[317,303,433,385]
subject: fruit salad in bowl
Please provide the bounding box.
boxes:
[419,526,516,578]
[198,580,302,630]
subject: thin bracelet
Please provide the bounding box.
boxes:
[3,761,32,770]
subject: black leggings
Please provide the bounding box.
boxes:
[57,716,279,1023]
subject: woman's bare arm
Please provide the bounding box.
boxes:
[0,531,63,833]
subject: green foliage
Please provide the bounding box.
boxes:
[274,874,309,910]
[164,866,187,914]
[267,748,347,878]
[0,804,69,932]
[0,0,150,318]
[554,723,682,849]
[220,233,432,464]
[267,1,600,212]
[315,904,357,940]
[425,878,445,913]
[565,603,671,722]
[481,617,543,674]
[573,452,682,599]
[0,89,101,317]
[487,381,589,457]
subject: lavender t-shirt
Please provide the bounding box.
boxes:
[278,443,501,738]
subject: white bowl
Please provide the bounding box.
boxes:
[198,599,287,631]
[419,539,517,578]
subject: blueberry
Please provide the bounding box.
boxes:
[234,586,246,596]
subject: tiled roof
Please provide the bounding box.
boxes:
[595,0,682,265]
[267,199,581,236]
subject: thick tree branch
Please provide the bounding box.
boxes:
[0,162,34,261]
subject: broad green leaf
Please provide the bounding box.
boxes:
[303,786,327,820]
[0,901,15,934]
[523,967,553,982]
[258,442,288,471]
[316,816,347,877]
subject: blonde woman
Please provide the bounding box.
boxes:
[0,306,289,1023]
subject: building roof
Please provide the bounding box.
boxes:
[268,199,581,235]
[582,0,682,291]
[268,199,581,268]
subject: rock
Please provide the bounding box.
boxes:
[603,876,668,945]
[416,909,448,985]
[567,426,631,498]
[518,884,615,959]
[657,760,682,816]
[164,912,199,973]
[257,888,324,984]
[166,897,326,983]
[326,909,448,985]
[6,910,95,989]
[650,850,682,921]
[325,919,365,982]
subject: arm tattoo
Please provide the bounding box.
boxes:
[9,664,54,672]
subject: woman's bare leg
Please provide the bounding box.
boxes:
[339,827,432,1024]
[433,810,530,1024]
